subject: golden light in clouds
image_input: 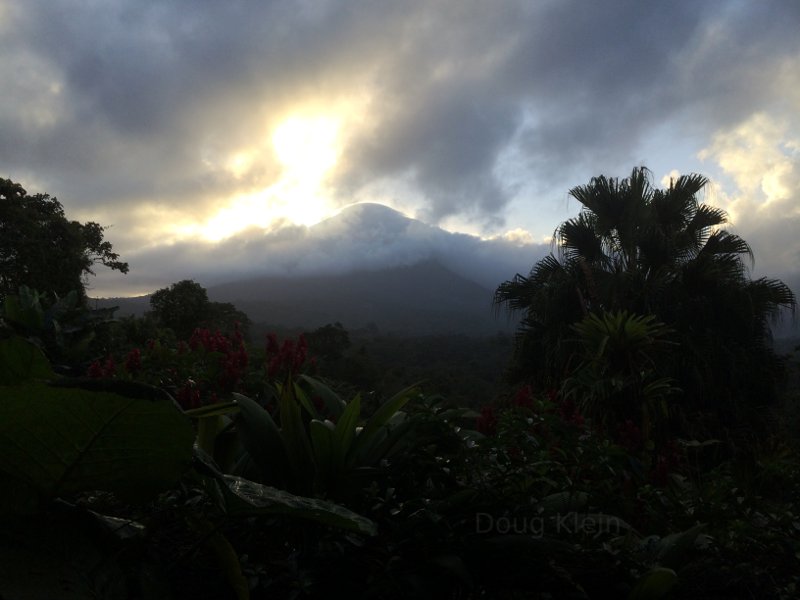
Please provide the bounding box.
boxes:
[272,116,339,175]
[188,114,342,242]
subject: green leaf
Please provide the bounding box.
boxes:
[188,515,250,600]
[184,400,240,418]
[654,523,705,568]
[216,473,377,536]
[539,491,590,513]
[628,567,678,599]
[0,382,194,505]
[298,374,346,419]
[363,413,414,463]
[232,392,287,486]
[292,380,322,421]
[333,394,361,468]
[309,419,335,480]
[349,383,417,466]
[3,291,44,331]
[0,336,54,385]
[196,414,225,457]
[277,380,314,492]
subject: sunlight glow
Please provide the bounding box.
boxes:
[190,114,344,241]
[272,116,340,176]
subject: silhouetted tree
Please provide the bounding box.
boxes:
[149,280,251,340]
[306,322,351,361]
[495,167,795,430]
[149,280,210,340]
[204,300,251,339]
[0,178,128,303]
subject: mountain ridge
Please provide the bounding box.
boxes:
[94,258,515,335]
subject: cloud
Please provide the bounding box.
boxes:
[2,0,800,291]
[89,203,547,297]
[699,112,800,278]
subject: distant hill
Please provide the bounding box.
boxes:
[90,294,150,317]
[93,259,517,335]
[208,259,512,335]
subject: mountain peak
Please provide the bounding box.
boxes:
[316,202,417,231]
[336,202,410,220]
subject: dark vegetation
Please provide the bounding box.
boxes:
[2,170,800,599]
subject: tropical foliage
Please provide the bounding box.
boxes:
[2,171,800,598]
[495,167,795,435]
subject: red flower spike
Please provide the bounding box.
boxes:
[512,385,534,409]
[124,348,142,374]
[476,405,498,436]
[87,360,103,378]
[102,356,116,378]
[266,333,280,357]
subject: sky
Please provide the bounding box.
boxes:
[2,1,799,298]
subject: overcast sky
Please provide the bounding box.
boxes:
[2,1,799,297]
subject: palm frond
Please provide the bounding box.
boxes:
[557,213,606,266]
[700,230,754,265]
[671,172,710,200]
[689,204,728,230]
[746,278,797,321]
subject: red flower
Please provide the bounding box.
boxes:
[266,332,280,356]
[175,381,201,409]
[476,405,498,436]
[265,333,311,378]
[617,419,643,452]
[511,385,534,409]
[124,348,142,374]
[557,397,585,427]
[652,440,682,486]
[102,356,116,378]
[87,360,103,378]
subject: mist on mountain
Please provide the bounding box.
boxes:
[94,202,549,297]
[93,204,543,334]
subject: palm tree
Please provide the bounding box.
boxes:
[495,167,795,431]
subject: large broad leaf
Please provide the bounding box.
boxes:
[213,473,377,536]
[349,383,418,466]
[298,374,346,419]
[333,394,361,469]
[0,335,54,385]
[276,380,314,492]
[192,450,376,536]
[233,392,288,486]
[628,567,678,600]
[0,382,194,508]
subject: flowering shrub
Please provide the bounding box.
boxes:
[84,325,319,411]
[265,332,315,379]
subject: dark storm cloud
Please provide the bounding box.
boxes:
[2,0,799,288]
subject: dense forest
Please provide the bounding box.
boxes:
[2,170,800,599]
